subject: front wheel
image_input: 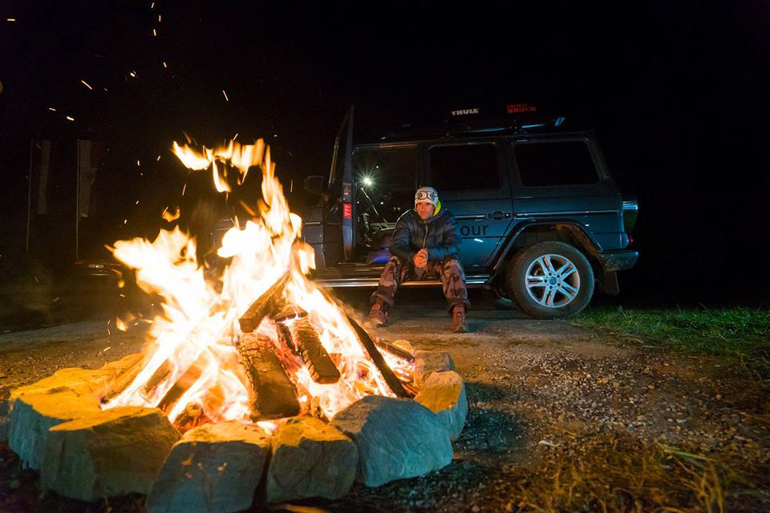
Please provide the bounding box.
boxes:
[507,242,594,319]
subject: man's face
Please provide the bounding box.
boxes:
[416,201,435,220]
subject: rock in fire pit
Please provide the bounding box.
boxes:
[146,421,271,513]
[6,346,467,507]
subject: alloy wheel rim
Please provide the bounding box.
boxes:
[524,253,580,308]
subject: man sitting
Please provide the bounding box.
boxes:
[368,186,470,332]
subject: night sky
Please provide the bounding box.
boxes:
[1,0,768,305]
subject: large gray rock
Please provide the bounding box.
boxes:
[332,395,452,487]
[8,368,109,469]
[414,350,455,387]
[7,354,146,467]
[146,421,271,513]
[267,416,358,503]
[41,406,180,501]
[414,371,468,441]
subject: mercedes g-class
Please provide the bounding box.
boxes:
[302,106,639,319]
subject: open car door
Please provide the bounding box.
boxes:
[327,105,356,260]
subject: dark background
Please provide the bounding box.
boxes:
[1,0,768,307]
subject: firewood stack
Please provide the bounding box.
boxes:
[236,273,409,421]
[101,272,412,427]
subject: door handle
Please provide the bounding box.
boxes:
[488,211,510,220]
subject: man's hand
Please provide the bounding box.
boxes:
[413,248,428,269]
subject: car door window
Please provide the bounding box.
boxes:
[353,147,418,222]
[429,144,500,190]
[513,140,599,187]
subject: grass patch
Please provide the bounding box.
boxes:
[503,433,767,513]
[572,306,770,379]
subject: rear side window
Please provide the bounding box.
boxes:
[513,141,599,186]
[430,144,500,191]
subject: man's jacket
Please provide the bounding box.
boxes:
[389,208,461,263]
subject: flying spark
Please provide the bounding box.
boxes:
[153,28,157,36]
[137,160,141,166]
[182,183,187,196]
[7,18,16,22]
[156,155,161,161]
[150,2,155,8]
[130,71,137,77]
[81,79,93,90]
[222,90,229,102]
[48,107,56,112]
[158,15,162,22]
[65,116,75,121]
[233,133,239,140]
[162,61,167,68]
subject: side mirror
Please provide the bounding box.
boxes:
[304,175,325,196]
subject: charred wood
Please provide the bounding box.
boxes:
[374,339,415,363]
[346,315,409,398]
[157,357,206,413]
[174,403,211,433]
[290,318,341,384]
[275,322,296,352]
[271,304,308,323]
[142,360,173,398]
[101,354,146,404]
[238,334,300,420]
[239,273,290,333]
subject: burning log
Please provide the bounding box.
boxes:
[289,318,341,384]
[374,339,415,364]
[239,273,290,333]
[173,403,211,433]
[143,360,173,398]
[275,322,296,352]
[157,358,206,413]
[101,354,146,404]
[271,304,308,323]
[346,315,409,398]
[238,334,300,420]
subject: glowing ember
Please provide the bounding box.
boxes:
[103,137,411,427]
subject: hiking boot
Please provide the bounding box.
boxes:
[452,305,469,333]
[369,300,389,327]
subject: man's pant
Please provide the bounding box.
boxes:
[371,255,471,312]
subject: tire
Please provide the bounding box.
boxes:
[507,241,594,319]
[487,279,516,310]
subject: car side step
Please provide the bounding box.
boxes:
[313,275,491,288]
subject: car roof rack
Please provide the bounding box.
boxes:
[358,103,569,143]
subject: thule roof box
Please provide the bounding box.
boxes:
[356,103,568,144]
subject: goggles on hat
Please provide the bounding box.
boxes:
[415,189,438,202]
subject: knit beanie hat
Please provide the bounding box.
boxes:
[414,186,439,207]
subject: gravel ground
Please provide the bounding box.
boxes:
[1,288,768,512]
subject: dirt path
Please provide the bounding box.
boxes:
[1,290,768,511]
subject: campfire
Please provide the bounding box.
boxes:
[7,136,467,508]
[102,139,413,430]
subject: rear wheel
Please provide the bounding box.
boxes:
[507,242,594,319]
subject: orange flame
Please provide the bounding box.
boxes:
[104,137,404,425]
[171,140,265,193]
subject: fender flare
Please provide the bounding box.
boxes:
[489,220,604,281]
